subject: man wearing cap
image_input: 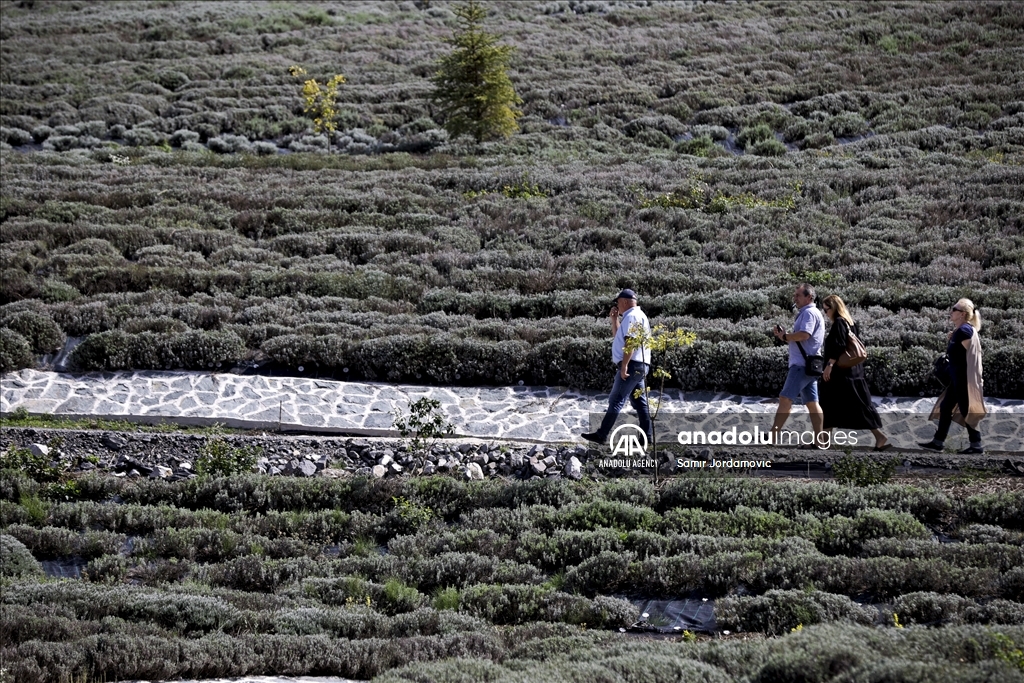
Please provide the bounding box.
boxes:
[581,289,653,445]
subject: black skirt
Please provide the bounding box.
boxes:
[819,362,883,430]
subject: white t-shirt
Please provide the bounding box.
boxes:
[612,307,652,364]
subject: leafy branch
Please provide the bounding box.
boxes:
[392,397,455,454]
[624,323,696,483]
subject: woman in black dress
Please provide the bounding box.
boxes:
[819,295,890,450]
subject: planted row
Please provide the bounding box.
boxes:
[716,589,1024,636]
[7,472,1009,529]
[72,546,1021,602]
[8,322,1011,395]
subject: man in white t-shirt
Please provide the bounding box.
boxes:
[581,289,653,445]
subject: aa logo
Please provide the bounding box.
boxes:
[609,424,648,456]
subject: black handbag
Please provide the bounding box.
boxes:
[933,353,951,386]
[797,339,825,377]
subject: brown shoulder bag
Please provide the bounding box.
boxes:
[837,328,867,368]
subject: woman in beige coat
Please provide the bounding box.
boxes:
[919,298,986,454]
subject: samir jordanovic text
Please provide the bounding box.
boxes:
[676,427,859,448]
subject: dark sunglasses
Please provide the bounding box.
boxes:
[952,306,964,312]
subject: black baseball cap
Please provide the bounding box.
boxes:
[616,289,637,300]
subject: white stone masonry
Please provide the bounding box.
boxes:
[2,369,1022,450]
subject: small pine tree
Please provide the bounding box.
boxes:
[431,0,522,142]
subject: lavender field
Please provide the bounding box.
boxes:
[1,0,1022,397]
[2,2,1024,682]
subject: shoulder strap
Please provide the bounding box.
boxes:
[796,309,822,357]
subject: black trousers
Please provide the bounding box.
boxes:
[934,385,981,444]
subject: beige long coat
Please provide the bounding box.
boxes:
[929,328,986,429]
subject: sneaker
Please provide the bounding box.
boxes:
[580,432,605,445]
[918,440,943,451]
[958,445,984,454]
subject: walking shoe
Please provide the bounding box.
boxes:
[958,445,984,454]
[580,432,605,445]
[918,440,943,451]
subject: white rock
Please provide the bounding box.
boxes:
[379,454,394,467]
[564,456,582,480]
[372,464,387,478]
[151,465,174,479]
[465,463,484,480]
[28,443,49,457]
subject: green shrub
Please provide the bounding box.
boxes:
[83,553,132,584]
[433,587,461,611]
[736,123,774,150]
[1,310,65,354]
[893,592,1024,626]
[833,456,899,487]
[194,438,261,477]
[0,327,35,372]
[458,583,632,627]
[957,525,1024,547]
[661,506,793,538]
[657,477,952,524]
[964,493,1024,530]
[4,524,125,560]
[1002,568,1024,602]
[555,500,660,533]
[0,533,43,578]
[563,551,635,596]
[69,329,245,371]
[200,555,327,592]
[860,538,1024,573]
[514,528,624,570]
[600,480,658,507]
[0,441,69,483]
[140,527,310,563]
[862,556,1000,599]
[635,553,703,595]
[675,135,720,157]
[751,137,787,156]
[809,509,929,554]
[717,589,877,635]
[382,577,426,615]
[745,625,875,683]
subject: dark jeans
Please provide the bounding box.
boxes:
[596,361,652,439]
[934,385,982,445]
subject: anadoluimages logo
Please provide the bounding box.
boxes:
[609,424,648,456]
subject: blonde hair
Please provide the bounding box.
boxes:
[821,294,854,328]
[955,298,982,331]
